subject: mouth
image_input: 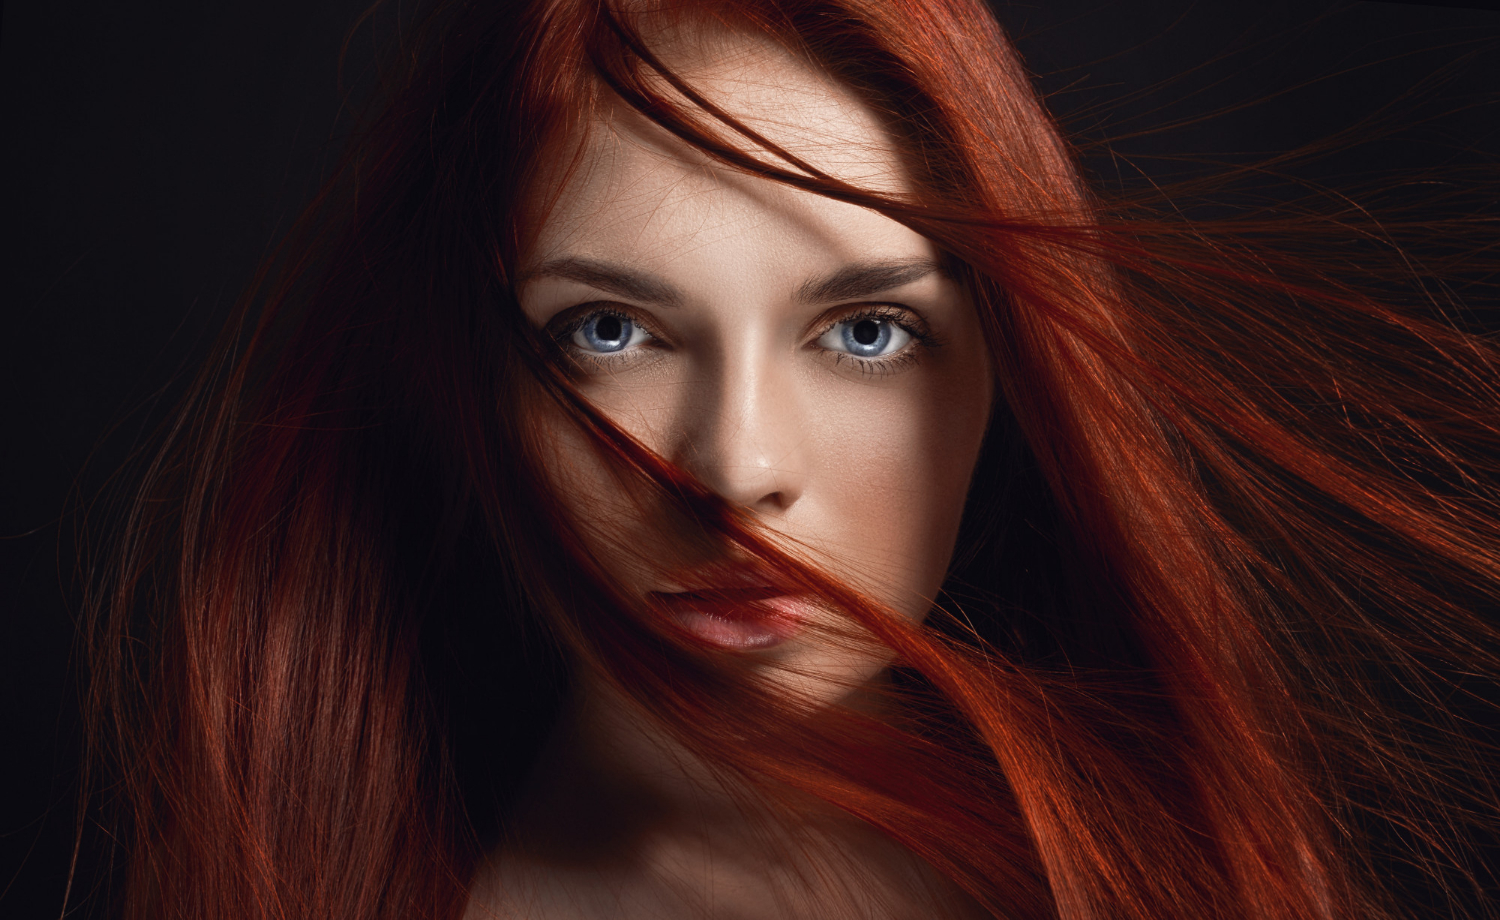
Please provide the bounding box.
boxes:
[650,572,807,650]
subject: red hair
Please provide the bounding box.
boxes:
[80,1,1500,918]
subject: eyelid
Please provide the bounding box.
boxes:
[546,302,667,347]
[806,302,937,348]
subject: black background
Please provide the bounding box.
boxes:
[3,1,1498,916]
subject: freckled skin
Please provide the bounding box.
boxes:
[517,34,994,702]
[473,28,995,920]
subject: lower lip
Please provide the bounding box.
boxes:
[658,593,807,650]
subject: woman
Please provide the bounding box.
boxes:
[80,0,1500,918]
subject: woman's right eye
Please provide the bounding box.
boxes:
[566,311,654,356]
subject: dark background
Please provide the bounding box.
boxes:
[2,1,1497,916]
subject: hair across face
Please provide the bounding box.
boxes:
[81,0,1500,917]
[517,27,994,700]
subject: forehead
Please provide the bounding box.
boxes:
[523,28,919,273]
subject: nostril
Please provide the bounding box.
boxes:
[753,489,791,513]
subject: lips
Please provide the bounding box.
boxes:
[650,574,806,650]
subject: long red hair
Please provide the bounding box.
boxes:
[80,0,1500,918]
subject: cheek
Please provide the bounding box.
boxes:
[533,402,673,589]
[803,362,991,614]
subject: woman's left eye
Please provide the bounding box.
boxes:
[569,311,652,354]
[816,317,914,359]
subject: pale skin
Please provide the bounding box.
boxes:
[465,26,994,920]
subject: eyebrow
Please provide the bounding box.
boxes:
[517,256,945,307]
[795,258,945,305]
[518,257,686,308]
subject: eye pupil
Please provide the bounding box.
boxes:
[839,318,893,357]
[593,315,624,344]
[576,313,636,353]
[851,320,881,346]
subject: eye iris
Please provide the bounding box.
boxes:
[843,319,891,356]
[585,314,630,352]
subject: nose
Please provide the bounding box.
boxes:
[671,347,807,513]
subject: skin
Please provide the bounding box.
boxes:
[466,26,993,920]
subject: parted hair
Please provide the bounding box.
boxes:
[81,1,1500,918]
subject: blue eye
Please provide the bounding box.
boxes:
[817,317,913,358]
[571,312,650,354]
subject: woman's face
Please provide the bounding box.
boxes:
[517,30,993,699]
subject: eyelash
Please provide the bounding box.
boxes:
[814,304,940,377]
[548,303,939,376]
[548,305,663,371]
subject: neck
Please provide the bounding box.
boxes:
[477,670,984,920]
[509,675,774,863]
